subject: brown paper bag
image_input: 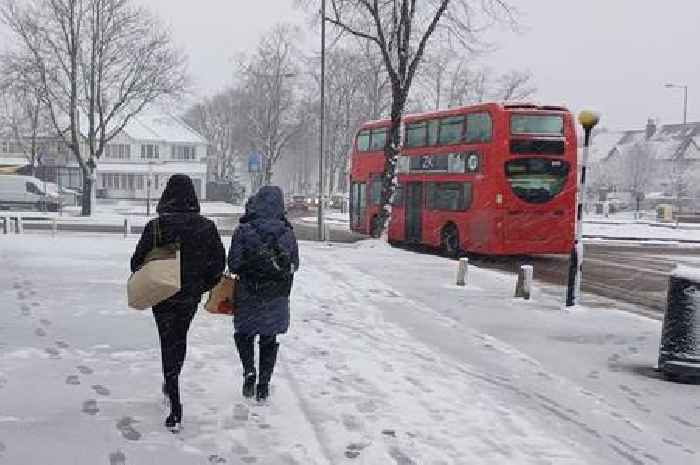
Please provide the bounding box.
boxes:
[127,244,181,310]
[205,274,237,315]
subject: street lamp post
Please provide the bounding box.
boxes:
[317,0,326,241]
[665,83,688,125]
[566,110,601,308]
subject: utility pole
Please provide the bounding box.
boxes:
[317,0,326,241]
[566,110,601,308]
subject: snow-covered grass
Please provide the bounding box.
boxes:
[0,235,699,464]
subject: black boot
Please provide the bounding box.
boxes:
[163,378,181,431]
[257,336,279,402]
[165,402,182,432]
[234,333,256,398]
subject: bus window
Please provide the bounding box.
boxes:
[438,116,465,145]
[427,119,439,145]
[511,114,564,135]
[505,158,570,204]
[465,113,492,143]
[370,175,383,205]
[370,128,387,151]
[405,122,427,147]
[356,130,370,151]
[427,182,472,211]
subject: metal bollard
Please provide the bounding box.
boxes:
[123,218,130,238]
[2,217,8,234]
[658,265,700,381]
[456,257,468,286]
[15,215,23,234]
[324,223,331,242]
[51,218,58,237]
[515,264,533,300]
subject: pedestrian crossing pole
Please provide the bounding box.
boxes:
[566,110,600,307]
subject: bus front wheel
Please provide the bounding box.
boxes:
[441,224,461,258]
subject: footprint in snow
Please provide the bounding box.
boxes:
[13,283,21,289]
[77,365,93,375]
[16,291,26,300]
[240,457,257,464]
[55,340,70,349]
[20,304,31,316]
[116,416,141,441]
[31,302,40,307]
[45,347,60,358]
[233,404,249,422]
[208,455,227,464]
[66,375,80,385]
[108,450,126,465]
[39,319,51,327]
[34,328,47,337]
[82,399,99,415]
[92,385,110,396]
[344,443,368,459]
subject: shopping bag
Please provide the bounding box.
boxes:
[205,274,237,315]
[127,220,181,310]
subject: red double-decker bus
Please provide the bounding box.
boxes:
[349,103,577,256]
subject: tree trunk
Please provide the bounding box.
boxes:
[81,171,94,216]
[376,95,405,234]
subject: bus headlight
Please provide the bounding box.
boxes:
[467,153,480,172]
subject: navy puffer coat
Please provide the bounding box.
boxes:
[228,186,299,335]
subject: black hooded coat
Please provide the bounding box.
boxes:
[131,174,226,302]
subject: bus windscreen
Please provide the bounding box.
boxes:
[510,114,564,135]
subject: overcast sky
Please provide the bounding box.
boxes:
[137,0,699,131]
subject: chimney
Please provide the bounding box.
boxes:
[645,118,657,140]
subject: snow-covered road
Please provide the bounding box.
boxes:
[0,236,698,464]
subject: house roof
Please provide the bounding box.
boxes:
[588,130,626,163]
[78,108,207,145]
[604,122,700,162]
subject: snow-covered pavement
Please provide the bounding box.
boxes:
[0,236,698,464]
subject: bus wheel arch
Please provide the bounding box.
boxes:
[441,222,461,258]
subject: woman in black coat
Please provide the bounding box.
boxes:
[228,186,299,402]
[131,174,225,431]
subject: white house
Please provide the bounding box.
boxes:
[96,111,209,200]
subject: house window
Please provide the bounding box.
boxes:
[141,144,159,159]
[171,145,197,160]
[136,175,144,190]
[105,144,131,160]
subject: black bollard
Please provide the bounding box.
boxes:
[658,265,700,381]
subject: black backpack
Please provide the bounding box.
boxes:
[246,234,293,284]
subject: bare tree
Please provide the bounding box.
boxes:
[0,87,47,175]
[1,0,188,215]
[320,0,516,234]
[239,24,302,187]
[496,69,536,101]
[612,142,656,214]
[185,88,244,182]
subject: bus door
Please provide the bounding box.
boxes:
[350,182,366,230]
[405,182,423,242]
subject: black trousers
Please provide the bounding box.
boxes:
[234,333,279,385]
[153,298,198,406]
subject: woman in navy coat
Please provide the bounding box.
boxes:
[228,186,299,401]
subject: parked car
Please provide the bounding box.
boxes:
[44,182,80,207]
[0,175,62,212]
[287,194,310,213]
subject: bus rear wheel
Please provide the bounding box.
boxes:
[441,224,461,258]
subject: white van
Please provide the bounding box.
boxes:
[0,175,62,212]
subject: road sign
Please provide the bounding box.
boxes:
[248,152,262,173]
